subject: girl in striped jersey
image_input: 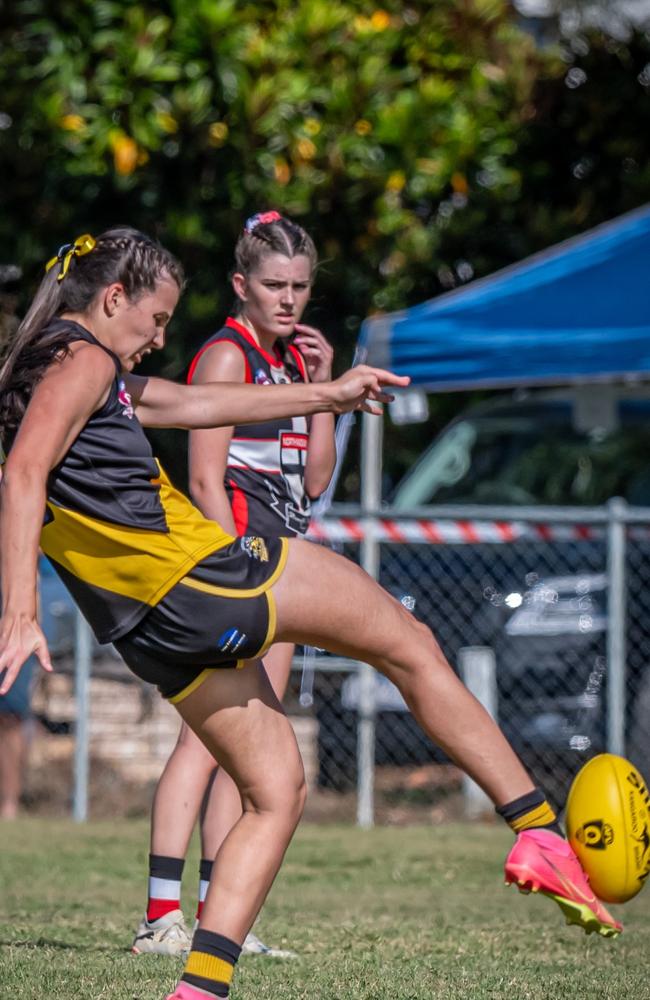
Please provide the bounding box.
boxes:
[134,212,336,958]
[0,229,620,1000]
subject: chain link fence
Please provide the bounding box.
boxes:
[293,501,650,819]
[52,500,650,822]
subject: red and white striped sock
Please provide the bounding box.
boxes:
[146,854,185,922]
[195,858,213,921]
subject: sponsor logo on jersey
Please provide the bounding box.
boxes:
[240,535,269,562]
[118,380,134,419]
[282,433,309,450]
[270,367,291,385]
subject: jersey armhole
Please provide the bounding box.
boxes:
[187,339,253,385]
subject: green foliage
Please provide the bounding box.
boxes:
[1,3,650,488]
[0,2,542,325]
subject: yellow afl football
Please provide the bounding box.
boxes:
[566,753,650,903]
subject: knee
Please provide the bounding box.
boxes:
[246,759,307,831]
[295,770,308,820]
[376,616,448,681]
[413,616,446,662]
[283,775,307,835]
[276,761,307,829]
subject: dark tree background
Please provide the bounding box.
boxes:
[1,0,649,492]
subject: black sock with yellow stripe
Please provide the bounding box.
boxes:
[496,788,562,836]
[181,929,241,998]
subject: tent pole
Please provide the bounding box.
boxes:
[357,409,382,828]
[606,497,627,756]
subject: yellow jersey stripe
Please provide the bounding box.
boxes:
[41,487,232,607]
[42,503,228,607]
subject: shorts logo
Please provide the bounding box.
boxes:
[241,536,269,562]
[217,627,247,653]
[575,819,614,850]
[118,380,134,419]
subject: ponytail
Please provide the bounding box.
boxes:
[0,226,184,453]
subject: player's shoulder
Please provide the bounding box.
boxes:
[42,338,117,400]
[190,335,248,384]
[66,339,117,377]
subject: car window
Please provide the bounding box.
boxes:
[392,401,650,507]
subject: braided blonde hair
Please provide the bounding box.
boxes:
[234,214,317,284]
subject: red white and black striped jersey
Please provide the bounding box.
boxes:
[188,318,312,537]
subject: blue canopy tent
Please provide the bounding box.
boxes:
[319,203,650,514]
[360,203,650,391]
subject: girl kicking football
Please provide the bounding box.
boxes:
[0,227,620,1000]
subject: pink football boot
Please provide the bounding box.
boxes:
[504,828,622,937]
[166,982,216,1000]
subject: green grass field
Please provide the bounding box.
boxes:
[1,819,648,1000]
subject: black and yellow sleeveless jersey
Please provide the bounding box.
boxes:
[38,320,233,643]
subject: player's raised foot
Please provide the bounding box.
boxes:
[242,930,297,959]
[504,828,622,938]
[132,908,192,956]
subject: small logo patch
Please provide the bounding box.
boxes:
[217,627,247,653]
[575,819,614,850]
[254,368,272,385]
[118,379,134,419]
[241,536,269,562]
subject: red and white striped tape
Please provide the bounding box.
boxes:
[306,517,647,545]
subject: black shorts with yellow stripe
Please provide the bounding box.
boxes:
[114,535,288,702]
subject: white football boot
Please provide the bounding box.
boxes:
[132,909,192,956]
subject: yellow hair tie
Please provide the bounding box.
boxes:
[45,233,96,281]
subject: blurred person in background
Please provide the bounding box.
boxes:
[0,636,35,819]
[0,263,34,819]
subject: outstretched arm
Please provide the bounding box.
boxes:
[126,365,409,430]
[0,344,115,694]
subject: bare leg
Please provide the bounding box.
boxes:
[171,542,614,961]
[173,542,531,944]
[0,714,27,820]
[176,658,305,943]
[272,540,534,806]
[150,721,217,858]
[200,642,294,860]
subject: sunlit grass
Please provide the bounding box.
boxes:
[1,820,647,999]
